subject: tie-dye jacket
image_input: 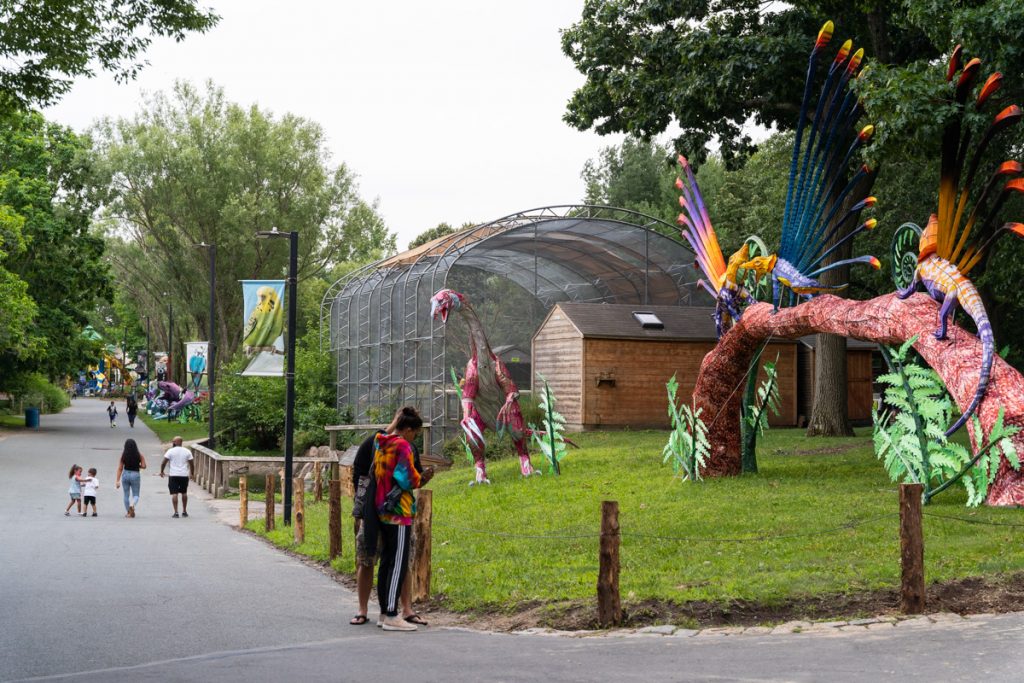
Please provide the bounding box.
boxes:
[373,433,421,525]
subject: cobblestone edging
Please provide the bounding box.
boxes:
[504,612,1000,639]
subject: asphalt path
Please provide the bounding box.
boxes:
[2,399,1023,682]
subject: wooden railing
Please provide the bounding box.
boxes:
[189,443,333,499]
[325,423,450,467]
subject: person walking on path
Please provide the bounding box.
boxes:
[115,438,147,518]
[159,436,194,518]
[349,407,433,626]
[125,395,138,429]
[373,410,423,632]
[65,464,83,515]
[80,468,99,516]
[106,402,118,428]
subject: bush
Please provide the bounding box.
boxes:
[4,373,69,414]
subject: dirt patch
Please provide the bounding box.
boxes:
[235,526,1024,632]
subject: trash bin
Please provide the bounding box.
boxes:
[24,407,40,430]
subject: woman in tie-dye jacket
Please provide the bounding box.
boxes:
[373,409,423,630]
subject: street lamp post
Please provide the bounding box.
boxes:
[255,227,298,526]
[145,316,151,387]
[196,243,217,448]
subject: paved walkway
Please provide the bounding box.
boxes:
[2,400,1023,682]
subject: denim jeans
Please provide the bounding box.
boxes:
[121,470,141,511]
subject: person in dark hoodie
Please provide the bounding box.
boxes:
[349,407,433,626]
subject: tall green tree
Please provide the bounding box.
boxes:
[0,0,218,107]
[93,81,396,374]
[0,109,111,385]
[581,136,678,228]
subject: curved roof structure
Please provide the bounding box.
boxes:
[321,205,710,453]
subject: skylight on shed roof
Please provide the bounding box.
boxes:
[632,311,664,329]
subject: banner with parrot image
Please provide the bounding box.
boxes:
[240,280,286,376]
[185,341,209,390]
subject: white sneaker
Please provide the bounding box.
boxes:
[381,615,417,631]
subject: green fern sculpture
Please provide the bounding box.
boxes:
[450,366,474,463]
[528,374,568,475]
[873,336,1020,506]
[741,354,781,473]
[663,373,710,482]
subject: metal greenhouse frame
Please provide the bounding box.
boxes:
[320,205,708,454]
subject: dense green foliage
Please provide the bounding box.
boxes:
[873,338,1020,506]
[3,373,70,414]
[663,374,709,481]
[407,221,476,250]
[0,0,218,107]
[252,428,1024,617]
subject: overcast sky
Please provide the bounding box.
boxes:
[44,0,628,251]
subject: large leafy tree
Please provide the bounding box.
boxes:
[93,82,396,373]
[0,109,112,383]
[0,0,219,107]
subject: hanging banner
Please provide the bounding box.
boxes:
[241,280,286,376]
[154,352,169,382]
[185,342,209,391]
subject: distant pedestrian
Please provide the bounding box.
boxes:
[65,464,83,516]
[159,436,194,518]
[80,468,99,516]
[125,395,138,428]
[106,402,118,428]
[115,438,147,518]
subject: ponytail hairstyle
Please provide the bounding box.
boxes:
[391,406,423,433]
[68,464,79,478]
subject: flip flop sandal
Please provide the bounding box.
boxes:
[349,614,369,625]
[404,614,429,626]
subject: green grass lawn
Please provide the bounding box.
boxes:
[248,427,1024,616]
[0,414,25,429]
[138,412,209,443]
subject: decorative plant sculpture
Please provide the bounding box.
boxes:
[529,374,568,475]
[874,337,1020,506]
[431,288,538,484]
[675,155,754,337]
[738,21,881,309]
[663,374,710,482]
[740,354,781,473]
[893,45,1024,436]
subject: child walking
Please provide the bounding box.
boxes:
[107,402,118,428]
[65,465,83,516]
[80,468,99,516]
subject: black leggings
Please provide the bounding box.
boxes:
[377,524,411,617]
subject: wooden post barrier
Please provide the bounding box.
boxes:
[411,489,433,602]
[329,479,342,560]
[294,477,305,545]
[899,483,925,614]
[597,500,622,627]
[239,476,248,528]
[314,462,323,502]
[265,474,275,532]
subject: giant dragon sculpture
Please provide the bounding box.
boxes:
[895,45,1024,436]
[738,21,880,309]
[431,288,538,484]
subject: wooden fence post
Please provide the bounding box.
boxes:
[597,500,622,627]
[329,479,342,560]
[294,477,305,545]
[239,476,248,528]
[314,462,323,502]
[899,483,925,614]
[265,474,275,532]
[411,489,433,602]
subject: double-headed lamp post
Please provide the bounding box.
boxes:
[255,227,298,526]
[196,242,217,449]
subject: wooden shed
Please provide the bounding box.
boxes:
[531,303,799,431]
[797,336,878,425]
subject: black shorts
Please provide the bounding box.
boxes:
[168,476,189,494]
[83,495,96,505]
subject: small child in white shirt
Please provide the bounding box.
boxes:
[80,468,99,517]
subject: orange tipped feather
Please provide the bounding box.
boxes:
[869,256,881,270]
[863,218,878,230]
[858,124,875,142]
[919,214,939,261]
[846,48,864,75]
[947,45,963,82]
[976,72,1002,108]
[863,196,877,208]
[957,58,982,93]
[815,21,834,52]
[1007,178,1024,194]
[998,161,1023,176]
[993,104,1022,127]
[834,39,852,64]
[1007,222,1024,238]
[675,177,684,190]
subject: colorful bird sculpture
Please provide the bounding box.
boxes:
[431,288,538,485]
[739,21,880,310]
[895,45,1024,436]
[675,155,754,337]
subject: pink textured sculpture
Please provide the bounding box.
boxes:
[431,288,537,484]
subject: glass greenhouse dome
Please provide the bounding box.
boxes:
[321,205,710,454]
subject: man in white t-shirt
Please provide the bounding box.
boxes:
[159,436,195,518]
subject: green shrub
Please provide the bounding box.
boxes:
[5,373,69,414]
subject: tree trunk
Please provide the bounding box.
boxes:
[692,293,1024,506]
[806,333,853,436]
